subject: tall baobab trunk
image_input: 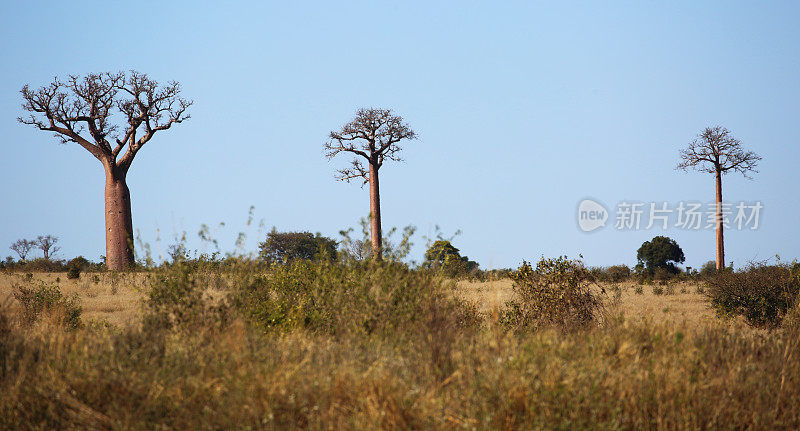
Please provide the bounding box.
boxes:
[715,170,725,270]
[369,161,383,262]
[104,165,134,271]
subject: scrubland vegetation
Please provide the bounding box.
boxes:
[1,254,799,429]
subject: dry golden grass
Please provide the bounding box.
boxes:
[0,266,797,429]
[456,278,717,326]
[0,272,144,327]
[1,273,719,329]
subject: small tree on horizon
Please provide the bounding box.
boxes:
[636,236,686,275]
[9,239,36,261]
[677,126,760,270]
[35,235,60,261]
[19,71,192,271]
[423,240,479,278]
[258,230,338,264]
[325,108,417,262]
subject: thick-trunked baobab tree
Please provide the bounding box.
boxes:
[19,71,191,271]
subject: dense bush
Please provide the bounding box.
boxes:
[423,240,479,279]
[0,255,104,274]
[258,230,338,264]
[16,258,67,272]
[67,256,90,271]
[11,282,82,329]
[66,266,80,280]
[144,265,230,331]
[590,264,631,282]
[502,256,603,330]
[65,256,87,279]
[636,236,685,275]
[230,260,479,337]
[698,260,727,279]
[706,263,800,328]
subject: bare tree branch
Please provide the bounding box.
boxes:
[324,107,417,180]
[35,235,60,261]
[334,159,370,185]
[676,126,761,179]
[9,239,36,261]
[19,70,193,172]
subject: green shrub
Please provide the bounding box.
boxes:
[66,266,80,280]
[12,282,82,329]
[67,256,90,271]
[423,240,479,279]
[636,236,685,275]
[591,265,632,283]
[230,260,479,338]
[502,256,603,330]
[699,260,717,278]
[258,230,338,264]
[18,258,68,272]
[605,264,631,282]
[653,267,674,283]
[143,265,224,331]
[706,263,800,328]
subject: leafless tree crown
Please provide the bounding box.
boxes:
[676,126,761,178]
[324,108,416,184]
[36,235,60,260]
[9,239,36,261]
[19,71,192,172]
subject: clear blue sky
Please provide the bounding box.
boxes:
[2,1,799,269]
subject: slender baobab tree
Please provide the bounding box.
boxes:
[35,235,60,261]
[19,71,192,270]
[325,108,417,261]
[677,126,761,270]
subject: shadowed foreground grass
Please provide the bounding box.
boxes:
[0,264,799,429]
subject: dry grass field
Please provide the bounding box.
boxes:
[0,272,145,327]
[0,272,720,329]
[1,267,796,428]
[457,278,719,326]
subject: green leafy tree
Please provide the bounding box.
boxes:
[636,236,685,274]
[424,240,479,277]
[258,230,337,264]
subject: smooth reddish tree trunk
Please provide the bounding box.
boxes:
[715,171,725,270]
[104,165,134,271]
[368,162,383,262]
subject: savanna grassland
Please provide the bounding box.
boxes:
[0,261,798,430]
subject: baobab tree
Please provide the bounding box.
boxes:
[325,108,417,261]
[9,239,36,261]
[35,235,60,261]
[677,126,761,270]
[19,71,192,270]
